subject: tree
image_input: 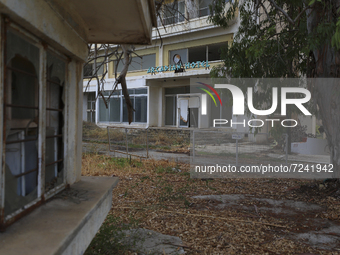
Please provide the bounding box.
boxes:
[209,0,340,177]
[83,0,191,124]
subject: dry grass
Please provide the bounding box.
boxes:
[82,153,340,255]
[83,121,108,140]
[83,123,190,153]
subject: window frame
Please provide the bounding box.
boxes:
[98,88,148,124]
[83,61,104,78]
[170,42,227,65]
[86,92,96,123]
[0,20,68,229]
[114,53,156,73]
[198,0,213,17]
[163,0,186,25]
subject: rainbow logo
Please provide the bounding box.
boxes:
[196,82,222,107]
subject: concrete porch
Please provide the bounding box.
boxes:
[0,176,118,255]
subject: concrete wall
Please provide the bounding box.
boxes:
[0,0,88,61]
[291,138,330,156]
[82,7,239,129]
[66,60,84,184]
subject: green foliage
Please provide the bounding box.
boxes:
[110,157,128,168]
[270,124,286,143]
[209,0,340,79]
[332,17,340,49]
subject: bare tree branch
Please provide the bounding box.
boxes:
[267,0,313,25]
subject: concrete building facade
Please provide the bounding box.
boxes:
[83,0,244,131]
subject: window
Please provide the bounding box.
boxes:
[163,1,185,25]
[87,92,96,122]
[83,63,93,77]
[2,24,67,226]
[164,86,190,126]
[188,42,227,62]
[169,43,226,66]
[169,49,188,65]
[188,45,206,63]
[83,62,104,78]
[99,88,147,123]
[99,90,120,122]
[199,0,213,17]
[207,42,226,61]
[165,96,177,126]
[115,54,156,73]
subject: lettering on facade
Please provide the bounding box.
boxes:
[147,60,210,74]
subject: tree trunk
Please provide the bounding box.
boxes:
[307,1,340,178]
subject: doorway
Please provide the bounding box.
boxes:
[178,96,199,128]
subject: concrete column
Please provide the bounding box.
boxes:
[65,60,83,185]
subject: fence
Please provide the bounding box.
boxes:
[191,130,288,166]
[106,126,333,179]
[106,126,289,164]
[107,126,191,160]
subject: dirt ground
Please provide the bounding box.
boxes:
[82,153,340,255]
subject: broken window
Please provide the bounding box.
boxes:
[4,29,40,217]
[1,23,67,229]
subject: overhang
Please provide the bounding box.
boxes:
[72,0,157,44]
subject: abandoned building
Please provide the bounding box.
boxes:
[83,0,240,129]
[0,0,156,254]
[82,0,318,144]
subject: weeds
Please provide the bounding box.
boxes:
[84,214,140,255]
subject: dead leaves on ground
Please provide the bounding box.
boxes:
[82,154,340,255]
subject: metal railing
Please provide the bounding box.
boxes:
[107,126,149,159]
[106,126,289,165]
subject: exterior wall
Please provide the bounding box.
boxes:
[0,0,88,61]
[291,138,330,155]
[83,4,240,129]
[108,46,159,78]
[85,30,235,128]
